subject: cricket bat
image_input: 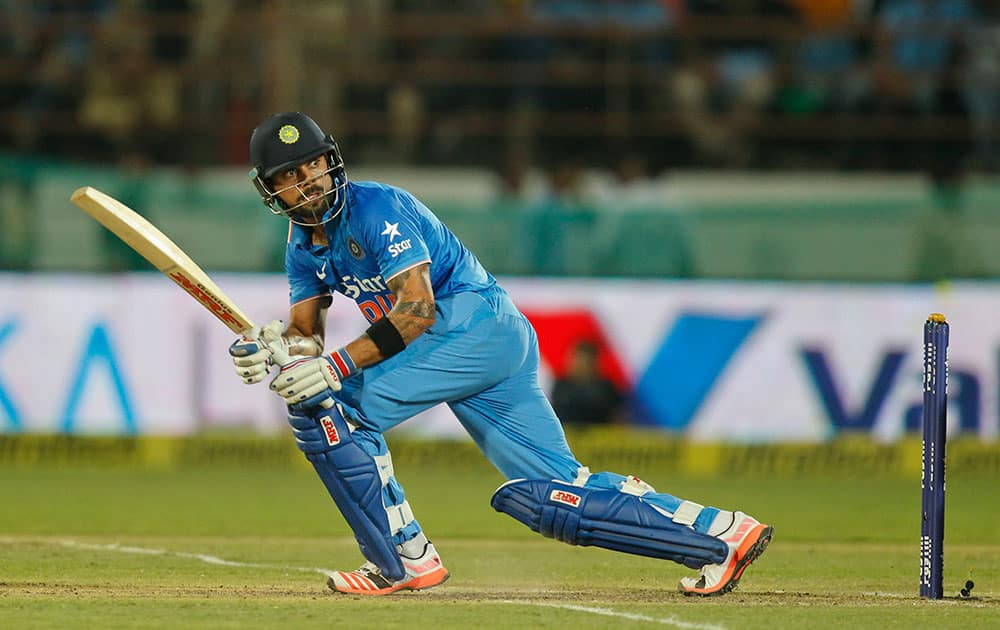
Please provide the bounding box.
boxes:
[70,186,256,335]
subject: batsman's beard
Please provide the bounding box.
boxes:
[292,189,335,224]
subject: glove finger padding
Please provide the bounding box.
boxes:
[272,368,326,401]
[285,379,329,405]
[229,323,267,354]
[229,337,262,358]
[230,320,286,386]
[237,360,271,384]
[232,347,272,368]
[230,337,272,385]
[268,356,343,406]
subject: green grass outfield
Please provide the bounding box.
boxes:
[1,434,998,629]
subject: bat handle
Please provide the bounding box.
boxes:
[260,326,335,410]
[260,326,293,367]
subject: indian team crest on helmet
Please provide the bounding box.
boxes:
[278,124,300,144]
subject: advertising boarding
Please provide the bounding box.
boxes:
[0,275,995,442]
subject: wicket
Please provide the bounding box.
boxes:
[920,313,949,600]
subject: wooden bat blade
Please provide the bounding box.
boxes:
[70,186,256,335]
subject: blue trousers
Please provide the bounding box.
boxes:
[336,286,581,481]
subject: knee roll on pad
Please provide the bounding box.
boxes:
[287,405,405,581]
[491,478,727,568]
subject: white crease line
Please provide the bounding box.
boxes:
[58,540,724,627]
[499,601,726,630]
[59,540,336,578]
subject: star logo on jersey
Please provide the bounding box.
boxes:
[381,220,401,242]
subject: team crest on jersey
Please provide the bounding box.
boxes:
[348,236,365,260]
[278,124,300,144]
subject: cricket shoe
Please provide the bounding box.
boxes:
[678,511,773,597]
[327,541,449,595]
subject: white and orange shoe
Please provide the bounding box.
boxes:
[327,541,450,596]
[678,511,773,597]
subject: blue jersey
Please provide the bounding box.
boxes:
[286,181,496,322]
[284,179,581,483]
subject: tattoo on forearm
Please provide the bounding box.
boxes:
[381,264,435,346]
[387,302,434,343]
[393,301,436,320]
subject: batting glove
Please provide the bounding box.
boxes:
[229,320,286,384]
[266,339,361,409]
[268,355,345,407]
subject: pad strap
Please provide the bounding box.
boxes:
[672,500,704,526]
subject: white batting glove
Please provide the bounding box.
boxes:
[267,355,343,407]
[228,320,286,384]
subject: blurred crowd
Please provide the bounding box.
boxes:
[2,0,999,180]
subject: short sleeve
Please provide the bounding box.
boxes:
[361,188,431,280]
[285,244,329,306]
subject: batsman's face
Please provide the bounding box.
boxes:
[271,154,334,222]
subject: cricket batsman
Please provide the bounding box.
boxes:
[229,112,772,596]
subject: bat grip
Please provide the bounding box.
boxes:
[260,326,293,367]
[261,327,335,410]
